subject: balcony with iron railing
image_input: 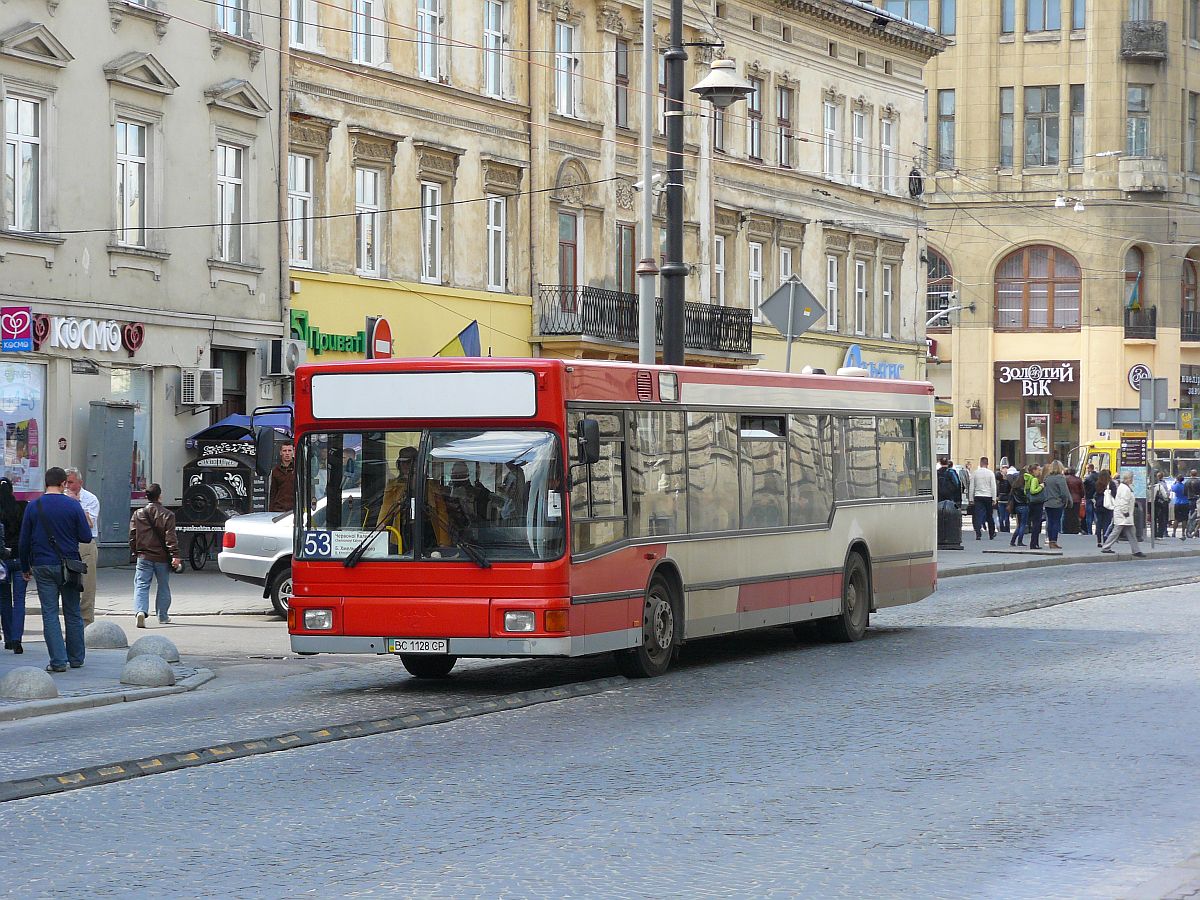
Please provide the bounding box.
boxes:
[1124,306,1157,340]
[537,285,754,356]
[1184,310,1200,342]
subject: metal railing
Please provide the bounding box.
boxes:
[1184,310,1200,342]
[537,285,753,354]
[1124,305,1157,339]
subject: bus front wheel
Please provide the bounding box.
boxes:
[615,577,678,678]
[819,554,870,643]
[400,655,458,679]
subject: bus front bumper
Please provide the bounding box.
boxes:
[290,634,574,657]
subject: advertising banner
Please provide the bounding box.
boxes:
[1024,413,1050,456]
[0,362,45,498]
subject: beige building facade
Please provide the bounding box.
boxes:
[0,0,285,513]
[286,0,943,379]
[897,0,1200,467]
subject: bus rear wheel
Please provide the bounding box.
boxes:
[400,655,458,679]
[819,554,870,643]
[615,578,677,678]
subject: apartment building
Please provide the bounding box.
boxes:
[899,0,1200,464]
[0,0,284,507]
[285,0,942,375]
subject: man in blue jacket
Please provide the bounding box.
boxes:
[19,467,92,673]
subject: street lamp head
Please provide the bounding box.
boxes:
[689,59,755,111]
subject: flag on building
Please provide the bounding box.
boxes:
[435,321,481,357]
[1126,271,1142,311]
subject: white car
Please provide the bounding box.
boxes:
[218,509,295,617]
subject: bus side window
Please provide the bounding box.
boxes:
[915,417,933,495]
[739,415,787,529]
[788,414,832,525]
[568,411,628,553]
[629,410,687,537]
[687,411,739,533]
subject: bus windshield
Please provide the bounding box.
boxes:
[297,429,565,564]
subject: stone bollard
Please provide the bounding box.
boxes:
[85,620,129,650]
[120,655,176,688]
[127,635,180,664]
[0,666,59,700]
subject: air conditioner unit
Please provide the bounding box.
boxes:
[180,368,224,406]
[262,338,306,377]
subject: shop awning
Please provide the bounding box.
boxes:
[186,408,293,446]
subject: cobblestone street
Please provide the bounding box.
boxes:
[3,559,1199,897]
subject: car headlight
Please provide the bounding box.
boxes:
[304,609,333,630]
[503,611,536,633]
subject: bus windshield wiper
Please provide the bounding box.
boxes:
[456,538,492,569]
[344,498,402,568]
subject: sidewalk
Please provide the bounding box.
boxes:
[92,565,271,616]
[937,521,1200,577]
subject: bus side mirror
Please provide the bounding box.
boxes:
[254,427,279,478]
[577,418,601,466]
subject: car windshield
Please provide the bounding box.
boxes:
[296,429,564,563]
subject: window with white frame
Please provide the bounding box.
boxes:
[748,241,763,321]
[483,0,505,98]
[4,95,41,232]
[746,78,763,160]
[287,153,314,267]
[487,194,506,291]
[713,235,726,305]
[417,0,440,81]
[881,117,895,193]
[851,110,867,187]
[882,264,894,338]
[823,101,839,178]
[352,0,384,64]
[555,23,580,117]
[116,119,148,247]
[779,247,792,284]
[712,106,726,152]
[216,0,246,37]
[289,0,316,47]
[420,181,442,283]
[355,167,381,276]
[826,254,839,330]
[657,54,667,134]
[216,142,244,262]
[854,260,868,335]
[776,88,793,168]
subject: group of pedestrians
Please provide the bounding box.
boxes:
[0,465,181,675]
[1159,470,1200,539]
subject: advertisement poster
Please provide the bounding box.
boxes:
[0,362,46,498]
[1024,413,1050,456]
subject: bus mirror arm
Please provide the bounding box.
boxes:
[576,418,601,466]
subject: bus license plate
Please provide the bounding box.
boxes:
[387,638,448,655]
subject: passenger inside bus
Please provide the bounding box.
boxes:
[377,446,418,551]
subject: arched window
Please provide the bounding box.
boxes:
[995,245,1081,330]
[1183,259,1198,340]
[926,249,954,329]
[1125,246,1145,305]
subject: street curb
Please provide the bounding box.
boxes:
[0,669,215,724]
[940,546,1200,579]
[0,675,627,803]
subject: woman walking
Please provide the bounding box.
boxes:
[1042,461,1070,550]
[1094,469,1115,547]
[0,478,27,654]
[996,461,1012,533]
[1025,463,1047,551]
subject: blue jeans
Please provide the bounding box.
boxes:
[1012,505,1029,543]
[1084,499,1095,534]
[0,558,27,643]
[1046,506,1064,542]
[34,564,83,669]
[134,558,172,621]
[973,497,995,537]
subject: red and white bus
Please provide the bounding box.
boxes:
[287,358,937,678]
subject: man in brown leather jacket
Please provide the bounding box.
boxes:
[129,483,181,627]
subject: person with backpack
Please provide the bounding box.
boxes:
[937,458,962,508]
[129,483,182,627]
[18,467,92,674]
[1172,474,1190,538]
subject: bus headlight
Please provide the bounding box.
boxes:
[503,611,536,633]
[304,609,333,630]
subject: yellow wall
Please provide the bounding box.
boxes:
[290,272,534,362]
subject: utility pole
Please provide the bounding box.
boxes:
[637,0,657,365]
[661,0,687,366]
